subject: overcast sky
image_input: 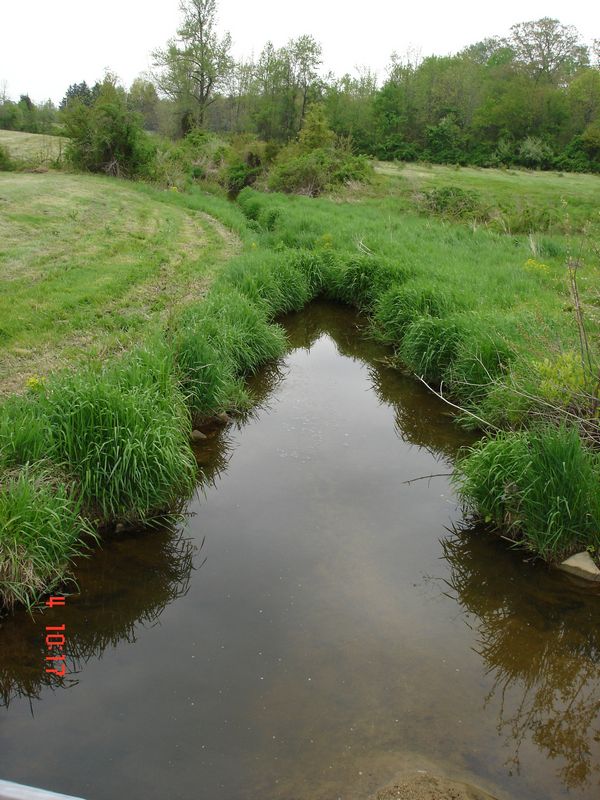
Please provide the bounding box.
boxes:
[1,0,599,103]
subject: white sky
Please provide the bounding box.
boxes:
[1,0,599,104]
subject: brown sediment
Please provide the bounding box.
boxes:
[373,772,498,800]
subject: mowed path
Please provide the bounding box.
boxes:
[0,173,240,394]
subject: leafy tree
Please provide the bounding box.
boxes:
[298,104,335,151]
[63,76,155,177]
[509,18,589,85]
[128,78,160,130]
[152,0,233,134]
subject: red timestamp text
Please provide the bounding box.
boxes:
[44,595,67,677]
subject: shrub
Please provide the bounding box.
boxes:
[419,185,481,220]
[0,145,14,172]
[63,77,155,178]
[454,426,600,560]
[268,147,371,196]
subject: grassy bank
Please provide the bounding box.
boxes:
[0,173,240,394]
[1,164,599,611]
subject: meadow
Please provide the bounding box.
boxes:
[1,160,599,611]
[0,129,65,165]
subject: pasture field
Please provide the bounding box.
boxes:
[0,173,239,394]
[0,129,66,164]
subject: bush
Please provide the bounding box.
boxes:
[454,426,600,560]
[0,144,14,171]
[268,147,371,196]
[419,185,482,220]
[63,77,155,178]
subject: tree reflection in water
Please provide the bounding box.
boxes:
[442,529,600,791]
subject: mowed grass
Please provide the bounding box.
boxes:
[0,129,66,164]
[374,161,600,235]
[0,173,238,393]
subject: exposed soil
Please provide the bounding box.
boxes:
[374,773,498,800]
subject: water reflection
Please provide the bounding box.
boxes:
[0,524,196,709]
[282,302,470,461]
[442,529,600,791]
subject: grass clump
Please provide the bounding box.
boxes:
[0,394,47,468]
[215,251,313,316]
[39,345,196,525]
[0,469,91,610]
[400,316,465,382]
[331,255,411,311]
[372,283,459,344]
[454,425,600,561]
[178,288,287,376]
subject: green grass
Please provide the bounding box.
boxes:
[454,426,600,560]
[0,173,237,395]
[0,129,66,165]
[0,468,92,611]
[375,161,600,235]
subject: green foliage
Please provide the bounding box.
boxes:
[0,144,13,171]
[179,289,286,376]
[331,255,411,310]
[373,283,458,343]
[400,316,464,382]
[455,426,600,560]
[298,105,336,151]
[63,77,156,177]
[419,185,482,219]
[38,344,196,524]
[0,394,47,468]
[215,251,313,315]
[268,147,371,195]
[171,324,249,417]
[0,469,90,610]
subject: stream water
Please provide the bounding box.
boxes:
[1,302,599,800]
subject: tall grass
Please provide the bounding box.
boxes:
[454,426,600,560]
[0,469,92,610]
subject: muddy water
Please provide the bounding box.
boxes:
[1,302,600,800]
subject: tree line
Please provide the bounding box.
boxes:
[2,1,599,172]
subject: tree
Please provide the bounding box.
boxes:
[509,18,589,85]
[128,78,160,130]
[59,81,100,110]
[152,0,233,133]
[63,76,154,177]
